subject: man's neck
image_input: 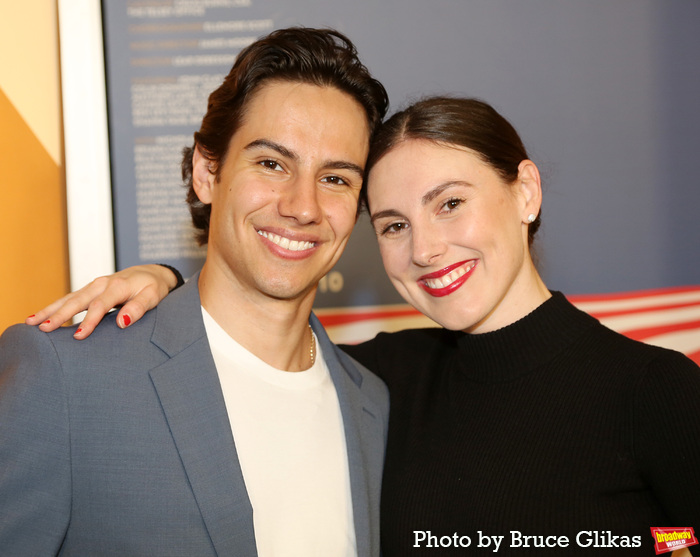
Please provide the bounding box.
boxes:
[198,263,318,372]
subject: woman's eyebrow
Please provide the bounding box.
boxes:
[370,208,404,225]
[370,181,471,224]
[421,181,470,205]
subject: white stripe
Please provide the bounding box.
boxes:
[643,329,700,356]
[597,305,700,334]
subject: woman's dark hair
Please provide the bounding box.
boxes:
[182,27,389,245]
[364,97,541,244]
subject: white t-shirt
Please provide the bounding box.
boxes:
[202,308,357,556]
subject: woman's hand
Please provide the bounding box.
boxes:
[25,264,180,339]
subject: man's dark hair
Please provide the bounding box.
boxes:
[182,27,389,245]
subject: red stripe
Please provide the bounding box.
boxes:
[566,285,700,304]
[318,308,422,327]
[687,349,700,366]
[585,299,700,320]
[619,318,700,342]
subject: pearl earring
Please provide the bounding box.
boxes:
[527,213,537,223]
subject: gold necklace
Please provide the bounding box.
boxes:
[308,324,316,366]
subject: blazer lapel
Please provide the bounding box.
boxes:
[310,314,385,557]
[149,277,257,556]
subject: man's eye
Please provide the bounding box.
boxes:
[260,160,283,171]
[322,175,348,186]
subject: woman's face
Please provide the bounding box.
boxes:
[367,139,545,334]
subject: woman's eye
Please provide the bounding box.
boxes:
[260,159,283,171]
[381,222,408,235]
[441,197,463,212]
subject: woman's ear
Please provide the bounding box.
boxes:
[192,145,216,204]
[516,159,542,222]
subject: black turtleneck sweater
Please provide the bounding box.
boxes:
[343,292,700,556]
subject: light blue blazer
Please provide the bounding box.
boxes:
[0,277,389,556]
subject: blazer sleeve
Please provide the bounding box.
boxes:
[0,325,71,556]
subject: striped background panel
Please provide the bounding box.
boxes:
[316,285,700,365]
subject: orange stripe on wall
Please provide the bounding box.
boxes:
[0,88,69,333]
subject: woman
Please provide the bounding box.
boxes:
[29,97,700,555]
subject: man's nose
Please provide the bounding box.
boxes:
[278,175,322,225]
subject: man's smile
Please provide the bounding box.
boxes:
[257,229,317,252]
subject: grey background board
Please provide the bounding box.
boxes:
[101,0,700,309]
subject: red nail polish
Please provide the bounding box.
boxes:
[123,315,131,327]
[28,314,35,318]
[75,328,83,335]
[43,320,51,325]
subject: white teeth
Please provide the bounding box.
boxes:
[257,230,315,252]
[423,262,474,289]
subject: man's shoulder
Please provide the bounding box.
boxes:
[0,306,168,379]
[0,322,58,364]
[57,308,160,351]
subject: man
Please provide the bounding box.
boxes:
[0,28,389,556]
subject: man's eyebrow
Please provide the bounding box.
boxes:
[421,181,471,205]
[322,160,365,178]
[245,138,364,178]
[245,139,298,161]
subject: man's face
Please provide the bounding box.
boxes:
[195,81,370,304]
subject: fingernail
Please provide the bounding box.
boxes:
[28,314,35,318]
[123,315,131,327]
[75,328,83,335]
[42,320,51,325]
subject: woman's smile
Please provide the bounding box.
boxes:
[417,260,478,297]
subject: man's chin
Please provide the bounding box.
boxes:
[257,278,320,303]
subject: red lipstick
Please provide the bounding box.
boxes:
[417,260,477,297]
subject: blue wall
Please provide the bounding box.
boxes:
[104,0,700,306]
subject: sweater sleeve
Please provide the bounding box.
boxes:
[632,349,700,530]
[0,325,72,555]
